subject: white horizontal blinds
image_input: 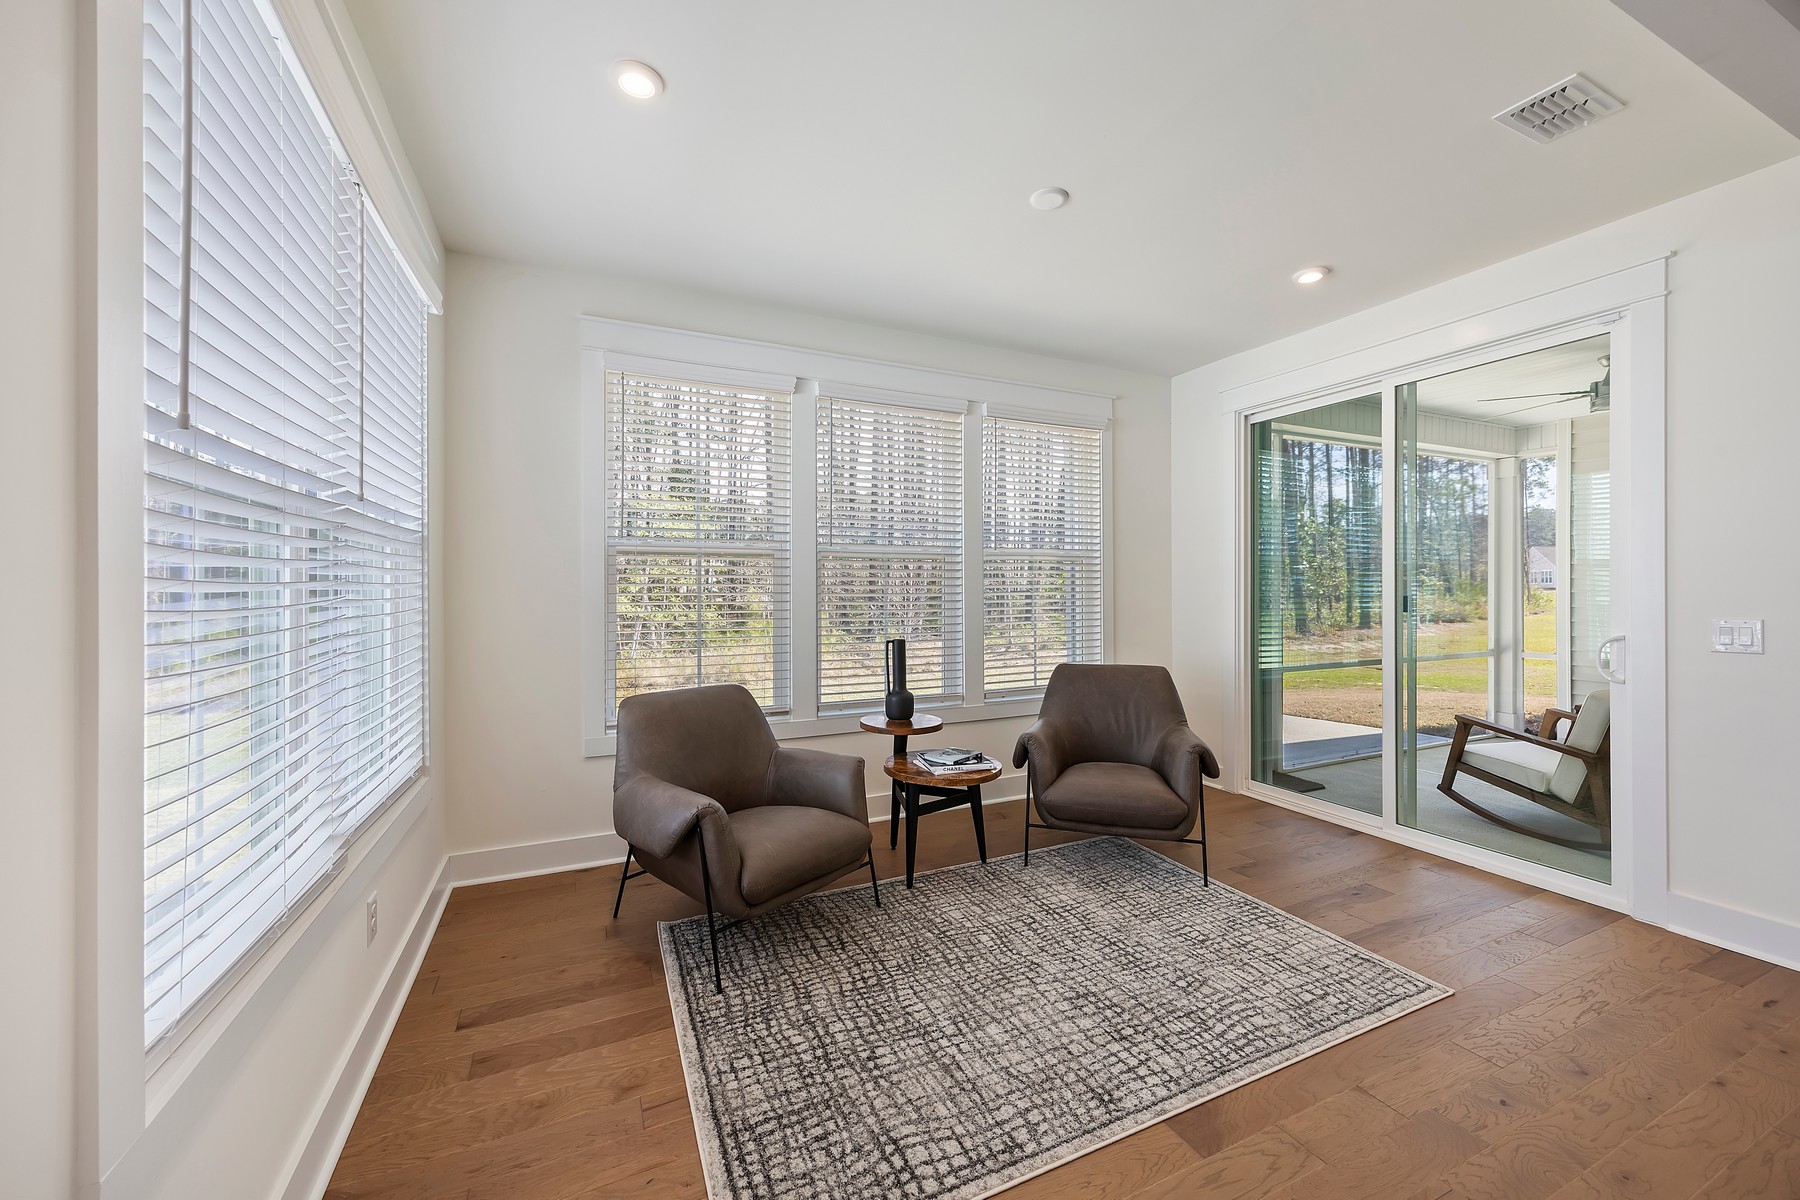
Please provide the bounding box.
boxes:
[1568,413,1611,704]
[982,416,1104,698]
[816,396,964,711]
[142,0,429,1050]
[605,371,792,718]
[334,208,428,832]
[143,0,184,421]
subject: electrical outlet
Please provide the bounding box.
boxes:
[366,894,378,944]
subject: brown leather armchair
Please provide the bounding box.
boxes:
[1014,664,1221,882]
[610,684,878,991]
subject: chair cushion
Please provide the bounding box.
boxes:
[1550,688,1608,802]
[729,806,871,907]
[1461,740,1563,794]
[1037,762,1188,831]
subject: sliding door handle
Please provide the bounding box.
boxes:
[1597,634,1627,685]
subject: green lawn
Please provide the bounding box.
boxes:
[1280,608,1559,734]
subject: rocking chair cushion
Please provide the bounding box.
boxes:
[1461,740,1563,794]
[1550,688,1610,802]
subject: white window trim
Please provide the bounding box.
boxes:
[580,316,1113,757]
[82,0,444,1186]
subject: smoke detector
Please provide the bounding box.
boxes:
[1494,74,1623,144]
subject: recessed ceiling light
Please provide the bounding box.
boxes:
[1029,187,1070,211]
[613,60,664,100]
[1292,265,1332,285]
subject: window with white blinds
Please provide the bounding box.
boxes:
[604,371,792,718]
[816,396,964,711]
[982,416,1105,698]
[141,0,429,1050]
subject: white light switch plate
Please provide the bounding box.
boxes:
[1711,619,1764,654]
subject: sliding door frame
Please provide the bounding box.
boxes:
[1225,258,1668,912]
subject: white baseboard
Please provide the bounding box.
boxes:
[446,831,633,886]
[866,776,1030,822]
[280,777,1033,1198]
[280,860,453,1200]
[1650,891,1800,974]
[441,777,1030,885]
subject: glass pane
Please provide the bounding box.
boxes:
[1398,337,1610,883]
[1248,396,1384,814]
[1522,455,1558,733]
[1411,452,1492,740]
[611,552,781,707]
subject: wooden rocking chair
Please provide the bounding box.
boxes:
[1438,688,1611,852]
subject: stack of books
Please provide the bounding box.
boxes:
[916,747,998,775]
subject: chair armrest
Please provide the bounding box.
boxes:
[1540,707,1578,741]
[1451,714,1601,763]
[769,746,867,823]
[613,773,729,859]
[1153,725,1221,806]
[1013,718,1069,792]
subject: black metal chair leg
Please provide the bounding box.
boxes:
[1023,769,1032,866]
[866,855,881,907]
[697,825,722,995]
[612,844,634,919]
[1198,790,1209,886]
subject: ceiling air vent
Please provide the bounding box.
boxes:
[1494,74,1624,144]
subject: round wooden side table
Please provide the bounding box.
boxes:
[882,752,1000,888]
[859,713,945,852]
[858,712,944,756]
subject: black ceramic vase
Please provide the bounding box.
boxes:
[883,638,915,721]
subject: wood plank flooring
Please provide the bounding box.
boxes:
[326,792,1800,1199]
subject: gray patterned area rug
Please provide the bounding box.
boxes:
[658,837,1450,1200]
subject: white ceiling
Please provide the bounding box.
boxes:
[1416,335,1612,426]
[343,0,1797,375]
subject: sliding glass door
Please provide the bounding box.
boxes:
[1247,335,1616,886]
[1248,396,1384,815]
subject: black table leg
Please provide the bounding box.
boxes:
[904,783,920,888]
[890,733,907,850]
[968,784,987,862]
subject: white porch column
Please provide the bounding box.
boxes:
[1491,455,1524,728]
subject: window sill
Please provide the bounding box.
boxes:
[582,697,1045,758]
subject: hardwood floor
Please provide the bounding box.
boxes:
[326,792,1800,1199]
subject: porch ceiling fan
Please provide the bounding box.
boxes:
[1474,355,1611,414]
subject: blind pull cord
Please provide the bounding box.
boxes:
[357,180,367,501]
[175,0,195,431]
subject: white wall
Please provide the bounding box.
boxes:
[442,251,1173,860]
[2,1,79,1195]
[1172,155,1800,946]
